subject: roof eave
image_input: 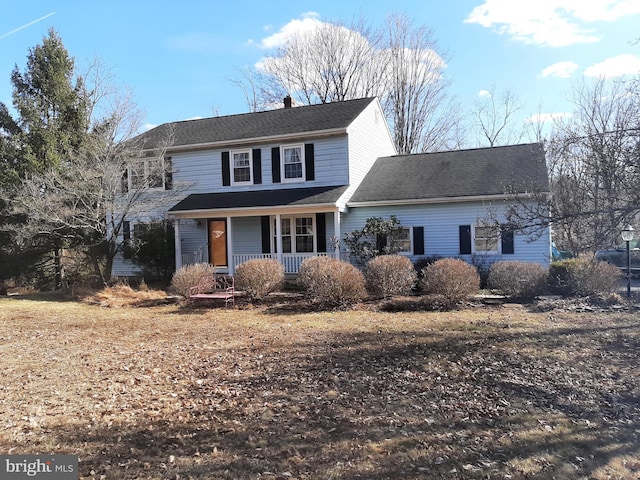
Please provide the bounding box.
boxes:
[347,192,543,207]
[145,127,348,154]
[168,202,340,219]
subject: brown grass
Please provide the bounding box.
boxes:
[0,292,639,479]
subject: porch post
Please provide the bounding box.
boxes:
[333,210,341,260]
[275,213,283,265]
[174,219,182,271]
[227,216,233,274]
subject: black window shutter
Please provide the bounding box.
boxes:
[121,169,129,193]
[123,221,131,259]
[261,216,271,254]
[271,147,281,183]
[305,143,315,181]
[501,226,514,254]
[459,225,472,254]
[164,157,173,190]
[376,233,388,252]
[413,226,424,255]
[316,213,326,252]
[252,148,262,184]
[221,151,230,186]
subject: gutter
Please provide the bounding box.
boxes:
[347,193,540,208]
[144,127,347,154]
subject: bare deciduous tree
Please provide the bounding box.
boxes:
[471,85,524,147]
[232,13,463,153]
[382,13,464,153]
[505,77,640,254]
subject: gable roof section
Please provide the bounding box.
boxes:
[348,143,548,204]
[169,185,349,214]
[137,98,376,151]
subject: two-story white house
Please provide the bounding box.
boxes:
[113,97,551,277]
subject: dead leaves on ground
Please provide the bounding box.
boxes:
[0,298,638,479]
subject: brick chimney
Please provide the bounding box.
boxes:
[284,95,292,109]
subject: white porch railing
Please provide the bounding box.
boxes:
[182,248,204,266]
[233,253,331,274]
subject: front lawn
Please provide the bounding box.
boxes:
[0,295,638,479]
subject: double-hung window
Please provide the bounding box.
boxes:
[127,157,167,190]
[473,224,500,254]
[232,149,252,185]
[390,227,412,254]
[281,144,304,182]
[273,216,314,253]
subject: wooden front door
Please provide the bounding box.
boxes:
[208,219,227,267]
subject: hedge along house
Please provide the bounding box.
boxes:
[112,97,551,277]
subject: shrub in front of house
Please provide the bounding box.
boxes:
[548,258,620,297]
[365,255,417,298]
[488,260,548,299]
[235,259,284,301]
[420,258,480,305]
[298,256,366,307]
[170,263,216,297]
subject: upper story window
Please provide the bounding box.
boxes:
[232,149,252,185]
[126,157,171,192]
[281,144,305,183]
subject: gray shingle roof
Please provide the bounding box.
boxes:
[349,143,548,203]
[137,98,376,150]
[169,185,349,212]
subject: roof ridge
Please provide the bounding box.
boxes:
[159,97,377,128]
[385,142,542,159]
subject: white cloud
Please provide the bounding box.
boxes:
[143,123,157,132]
[259,12,322,49]
[541,61,580,78]
[464,0,640,47]
[478,89,492,97]
[583,54,640,77]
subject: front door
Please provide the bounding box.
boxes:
[208,219,227,267]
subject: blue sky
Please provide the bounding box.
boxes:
[1,0,639,139]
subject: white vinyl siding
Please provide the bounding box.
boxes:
[340,200,551,267]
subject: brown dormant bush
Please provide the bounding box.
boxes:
[298,256,366,307]
[420,258,480,305]
[488,260,548,298]
[548,258,620,297]
[170,263,216,297]
[234,258,284,301]
[365,255,417,298]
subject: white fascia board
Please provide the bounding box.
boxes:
[146,128,347,154]
[168,203,340,219]
[346,193,537,208]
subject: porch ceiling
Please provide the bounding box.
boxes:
[169,185,348,216]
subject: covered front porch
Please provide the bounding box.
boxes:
[168,186,349,275]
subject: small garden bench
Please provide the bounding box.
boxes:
[188,274,235,307]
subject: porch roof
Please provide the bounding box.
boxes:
[169,185,349,214]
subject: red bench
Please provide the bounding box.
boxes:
[188,275,235,307]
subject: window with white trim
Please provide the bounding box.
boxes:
[281,144,304,182]
[232,149,252,184]
[473,224,500,254]
[390,227,412,254]
[128,157,167,190]
[272,216,314,253]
